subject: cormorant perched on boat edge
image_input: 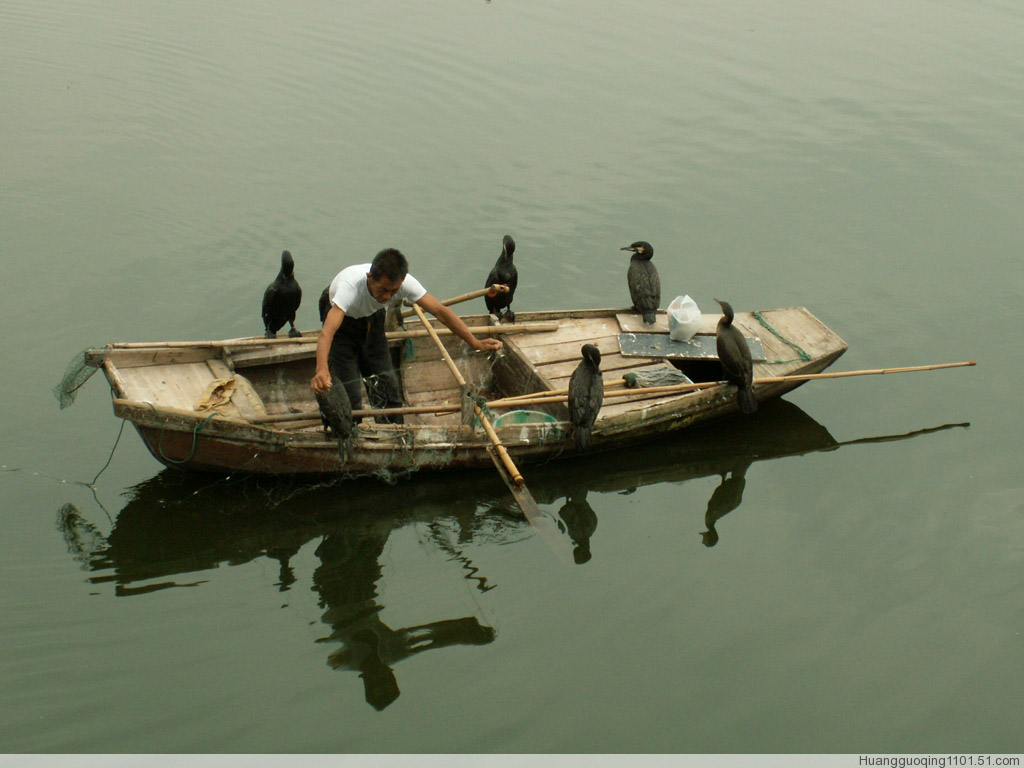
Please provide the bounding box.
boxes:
[568,343,604,451]
[485,234,518,323]
[262,250,302,338]
[621,240,660,325]
[714,298,757,414]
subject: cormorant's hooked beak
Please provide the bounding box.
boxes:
[620,245,639,254]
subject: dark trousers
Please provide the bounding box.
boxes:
[328,309,404,424]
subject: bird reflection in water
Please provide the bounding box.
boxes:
[556,486,598,564]
[700,458,752,547]
[524,399,969,552]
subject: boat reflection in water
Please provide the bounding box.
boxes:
[57,399,967,709]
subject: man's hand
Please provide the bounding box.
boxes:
[311,367,332,394]
[312,305,346,394]
[474,337,503,353]
[416,293,505,353]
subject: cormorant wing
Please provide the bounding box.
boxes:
[262,282,277,321]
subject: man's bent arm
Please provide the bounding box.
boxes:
[415,293,503,353]
[311,306,346,392]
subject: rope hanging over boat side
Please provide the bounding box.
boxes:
[143,403,218,465]
[752,311,812,364]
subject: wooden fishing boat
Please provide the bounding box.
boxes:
[84,305,848,477]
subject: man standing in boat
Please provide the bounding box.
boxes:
[311,248,504,424]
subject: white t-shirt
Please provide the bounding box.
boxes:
[326,263,427,319]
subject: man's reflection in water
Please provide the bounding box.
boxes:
[557,486,598,564]
[701,457,752,547]
[266,544,301,591]
[312,520,495,710]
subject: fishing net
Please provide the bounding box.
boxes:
[53,348,107,409]
[323,339,569,485]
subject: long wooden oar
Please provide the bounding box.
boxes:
[408,303,571,559]
[409,303,522,485]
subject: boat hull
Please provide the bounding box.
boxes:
[97,306,848,477]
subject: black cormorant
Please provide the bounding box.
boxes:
[621,241,660,325]
[318,285,331,324]
[714,298,757,414]
[484,235,518,323]
[315,369,354,462]
[568,343,604,451]
[262,250,302,338]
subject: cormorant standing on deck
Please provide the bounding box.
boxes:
[484,235,518,322]
[621,241,660,325]
[568,343,604,451]
[262,250,302,338]
[714,298,757,414]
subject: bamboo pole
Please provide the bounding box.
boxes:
[755,360,976,381]
[385,322,558,340]
[493,361,978,406]
[409,302,526,487]
[104,320,553,352]
[489,379,629,407]
[106,337,317,349]
[253,360,977,425]
[400,283,509,318]
[105,287,521,352]
[253,403,463,424]
[486,385,718,409]
[404,300,574,562]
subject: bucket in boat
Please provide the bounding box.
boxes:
[491,409,565,443]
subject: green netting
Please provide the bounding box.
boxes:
[54,348,106,409]
[752,311,812,364]
[335,343,570,484]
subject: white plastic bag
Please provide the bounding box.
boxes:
[667,295,701,342]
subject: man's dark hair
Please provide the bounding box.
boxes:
[369,248,409,283]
